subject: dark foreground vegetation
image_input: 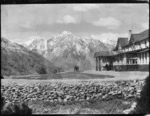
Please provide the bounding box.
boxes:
[28,97,136,114]
[130,76,150,114]
[1,96,32,115]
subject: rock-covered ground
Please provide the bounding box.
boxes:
[1,79,144,105]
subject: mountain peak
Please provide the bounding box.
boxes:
[61,31,72,35]
[23,33,113,71]
[25,36,42,46]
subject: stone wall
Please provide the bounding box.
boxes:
[1,80,145,104]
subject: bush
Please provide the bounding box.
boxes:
[1,96,32,115]
[1,75,4,79]
[37,67,47,74]
[131,76,150,114]
[53,69,57,74]
[1,96,5,110]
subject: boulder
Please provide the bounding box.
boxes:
[64,99,67,102]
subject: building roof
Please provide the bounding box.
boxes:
[94,29,149,57]
[138,48,149,53]
[129,29,149,43]
[113,37,128,51]
[118,37,129,47]
[94,51,116,57]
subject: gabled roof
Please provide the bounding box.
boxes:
[94,51,116,57]
[129,29,149,43]
[113,37,128,51]
[117,37,129,47]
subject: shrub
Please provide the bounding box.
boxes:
[53,69,57,74]
[1,96,5,110]
[131,76,150,114]
[37,66,47,74]
[1,75,4,79]
[1,96,32,115]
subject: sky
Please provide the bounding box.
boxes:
[1,4,149,44]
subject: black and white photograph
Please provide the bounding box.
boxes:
[1,3,149,115]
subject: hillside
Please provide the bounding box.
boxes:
[24,31,114,71]
[1,37,61,76]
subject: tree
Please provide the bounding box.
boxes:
[37,66,47,74]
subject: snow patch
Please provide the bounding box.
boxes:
[61,31,72,35]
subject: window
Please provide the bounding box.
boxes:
[127,53,138,65]
[127,58,138,65]
[133,59,138,64]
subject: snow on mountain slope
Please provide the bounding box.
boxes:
[23,31,115,71]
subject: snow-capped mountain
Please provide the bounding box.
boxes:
[23,31,114,71]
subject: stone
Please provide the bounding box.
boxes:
[64,99,67,102]
[80,92,84,95]
[79,98,84,101]
[117,90,122,94]
[54,99,58,102]
[86,97,90,101]
[58,98,62,102]
[102,95,107,99]
[136,89,141,93]
[66,95,72,99]
[127,94,134,98]
[50,100,54,102]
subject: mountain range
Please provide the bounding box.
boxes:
[23,31,114,71]
[1,37,61,76]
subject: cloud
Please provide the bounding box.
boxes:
[2,4,148,44]
[72,4,100,12]
[56,15,78,24]
[91,33,128,45]
[20,22,33,28]
[141,22,149,29]
[92,17,121,29]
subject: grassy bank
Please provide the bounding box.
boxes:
[3,72,114,80]
[28,97,136,114]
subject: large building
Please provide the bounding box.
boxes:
[94,29,149,71]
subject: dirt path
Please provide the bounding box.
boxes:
[82,70,149,81]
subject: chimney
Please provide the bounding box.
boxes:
[128,30,132,41]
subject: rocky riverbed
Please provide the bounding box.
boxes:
[1,79,145,104]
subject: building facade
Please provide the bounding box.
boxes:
[94,29,149,71]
